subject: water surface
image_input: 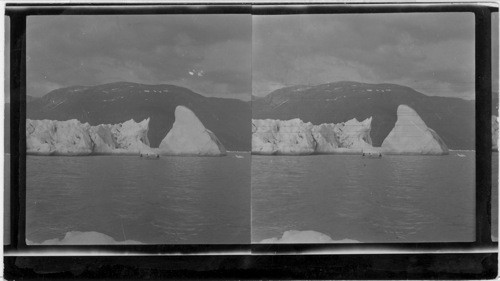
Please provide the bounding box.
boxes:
[252,151,476,243]
[27,152,250,244]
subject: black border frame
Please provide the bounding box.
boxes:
[3,3,498,279]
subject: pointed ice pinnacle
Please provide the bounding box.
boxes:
[159,106,226,156]
[381,105,449,155]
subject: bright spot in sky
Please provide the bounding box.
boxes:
[188,69,204,77]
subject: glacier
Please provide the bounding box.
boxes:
[252,105,449,155]
[26,106,227,156]
[26,118,152,155]
[260,230,360,243]
[26,104,449,156]
[252,117,373,155]
[381,105,449,155]
[158,106,226,156]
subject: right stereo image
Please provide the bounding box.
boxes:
[251,12,482,243]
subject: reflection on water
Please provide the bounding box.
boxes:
[27,153,250,244]
[252,151,475,243]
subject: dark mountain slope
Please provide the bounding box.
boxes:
[26,82,251,151]
[253,81,475,149]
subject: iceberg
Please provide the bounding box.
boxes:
[260,230,360,243]
[26,231,142,245]
[252,117,373,155]
[158,106,226,156]
[381,105,449,155]
[26,118,152,155]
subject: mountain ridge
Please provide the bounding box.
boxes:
[8,81,493,152]
[25,82,251,150]
[253,81,477,149]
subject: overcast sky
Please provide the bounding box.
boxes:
[4,12,498,101]
[253,13,477,99]
[25,14,251,100]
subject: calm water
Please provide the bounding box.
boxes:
[26,153,250,244]
[252,151,477,243]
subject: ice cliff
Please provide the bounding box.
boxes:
[26,106,227,156]
[26,118,152,155]
[158,106,227,156]
[253,105,449,155]
[381,105,449,155]
[252,119,316,155]
[90,118,152,155]
[252,117,373,155]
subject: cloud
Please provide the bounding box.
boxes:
[10,12,484,100]
[26,14,251,100]
[253,13,475,99]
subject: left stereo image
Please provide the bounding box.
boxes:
[8,13,252,245]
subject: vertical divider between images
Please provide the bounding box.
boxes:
[8,12,26,250]
[475,7,493,244]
